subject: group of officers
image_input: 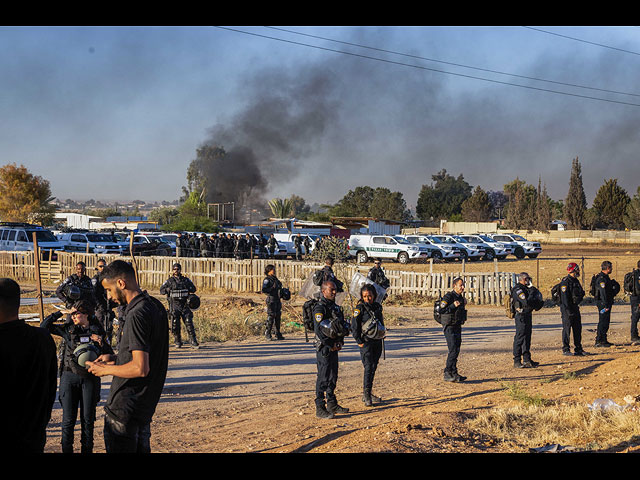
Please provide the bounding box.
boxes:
[44,259,201,453]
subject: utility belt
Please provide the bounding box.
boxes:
[440,309,467,326]
[169,289,189,300]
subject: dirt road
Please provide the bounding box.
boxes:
[43,302,640,453]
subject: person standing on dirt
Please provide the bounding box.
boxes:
[438,277,467,382]
[510,272,543,369]
[93,258,115,346]
[560,262,587,356]
[267,234,278,259]
[85,260,169,453]
[592,260,620,348]
[352,284,386,407]
[625,260,640,345]
[317,256,344,293]
[261,264,284,341]
[41,298,113,453]
[313,280,350,419]
[160,263,199,348]
[367,260,390,290]
[0,278,58,453]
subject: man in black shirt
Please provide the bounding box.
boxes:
[86,260,169,453]
[57,261,95,308]
[593,260,620,347]
[510,272,543,368]
[560,263,587,356]
[0,278,57,453]
[438,277,467,382]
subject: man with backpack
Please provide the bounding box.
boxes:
[624,260,640,345]
[559,262,587,356]
[510,272,544,368]
[591,261,620,348]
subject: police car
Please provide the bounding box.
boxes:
[348,234,432,264]
[430,234,485,261]
[0,222,64,260]
[485,233,541,259]
[454,234,511,261]
[475,234,514,260]
[57,231,126,255]
[403,235,462,261]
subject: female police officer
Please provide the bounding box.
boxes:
[41,299,113,453]
[352,284,386,407]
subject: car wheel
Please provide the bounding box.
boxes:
[431,251,443,261]
[357,251,368,263]
[514,247,526,259]
[459,251,468,262]
[484,249,495,261]
[398,252,409,264]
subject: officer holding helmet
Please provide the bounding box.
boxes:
[160,263,199,348]
[56,261,95,309]
[560,262,588,356]
[41,299,113,454]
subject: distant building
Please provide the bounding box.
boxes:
[330,217,405,236]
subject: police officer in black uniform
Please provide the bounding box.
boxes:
[438,277,467,382]
[266,234,278,259]
[92,258,115,346]
[625,260,640,345]
[352,284,386,407]
[160,263,199,348]
[261,264,285,341]
[593,260,620,347]
[41,299,113,453]
[56,261,95,309]
[294,234,303,261]
[510,272,543,368]
[367,259,390,290]
[317,257,344,292]
[313,280,350,419]
[560,262,587,356]
[303,236,312,257]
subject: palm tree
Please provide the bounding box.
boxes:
[268,198,293,218]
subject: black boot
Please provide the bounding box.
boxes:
[316,402,334,419]
[174,332,182,348]
[327,400,349,415]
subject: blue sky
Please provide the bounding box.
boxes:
[2,26,639,209]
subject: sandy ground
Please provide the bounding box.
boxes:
[42,301,640,453]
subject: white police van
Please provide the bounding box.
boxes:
[349,234,431,264]
[0,223,64,260]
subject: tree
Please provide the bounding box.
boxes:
[535,179,553,232]
[268,198,293,218]
[330,186,410,222]
[624,187,640,230]
[0,163,56,225]
[416,169,472,221]
[288,194,310,217]
[504,178,533,230]
[461,186,492,222]
[565,157,587,229]
[591,178,630,229]
[162,191,219,233]
[487,190,508,220]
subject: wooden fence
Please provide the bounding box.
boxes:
[0,250,518,305]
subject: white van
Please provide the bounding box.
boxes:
[348,234,431,264]
[0,223,64,260]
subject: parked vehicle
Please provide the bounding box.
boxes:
[484,233,541,259]
[0,222,63,260]
[133,234,173,256]
[57,231,126,255]
[348,234,432,264]
[475,234,514,260]
[430,234,484,261]
[403,235,462,261]
[455,234,511,261]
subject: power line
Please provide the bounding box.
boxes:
[523,26,640,57]
[213,26,640,107]
[266,26,640,99]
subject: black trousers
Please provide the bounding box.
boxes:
[315,348,339,408]
[59,371,101,453]
[596,306,612,343]
[359,340,383,394]
[443,323,462,374]
[265,298,282,337]
[631,296,640,340]
[561,306,583,353]
[513,313,533,362]
[104,414,151,453]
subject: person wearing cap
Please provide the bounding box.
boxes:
[160,262,199,348]
[510,272,543,368]
[560,262,587,356]
[41,298,113,453]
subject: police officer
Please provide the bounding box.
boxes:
[261,264,285,341]
[160,263,199,348]
[510,272,543,368]
[438,277,467,382]
[593,260,620,347]
[352,284,385,407]
[41,299,113,453]
[56,261,95,309]
[294,234,303,261]
[303,236,311,257]
[267,234,278,259]
[625,260,640,345]
[316,256,344,292]
[258,234,267,259]
[367,259,390,290]
[313,280,350,419]
[560,262,587,356]
[92,258,115,345]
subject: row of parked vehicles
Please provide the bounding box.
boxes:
[348,233,542,264]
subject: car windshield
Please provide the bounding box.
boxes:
[438,237,456,244]
[461,236,481,243]
[393,236,409,244]
[511,235,527,241]
[86,234,113,242]
[427,237,443,244]
[26,230,57,243]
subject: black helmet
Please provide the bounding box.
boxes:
[66,285,81,301]
[73,343,100,368]
[187,294,201,310]
[279,288,291,301]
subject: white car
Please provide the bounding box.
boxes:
[403,235,462,261]
[0,222,64,260]
[463,234,513,260]
[486,233,541,259]
[349,234,431,264]
[431,234,485,261]
[57,231,126,255]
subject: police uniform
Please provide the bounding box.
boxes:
[92,272,115,345]
[438,290,467,382]
[261,274,284,340]
[160,272,198,347]
[294,235,303,260]
[267,236,278,259]
[352,300,385,405]
[510,283,541,367]
[367,266,390,289]
[593,272,620,346]
[560,275,586,355]
[41,310,113,453]
[303,237,311,256]
[56,273,95,309]
[318,265,344,292]
[313,296,349,417]
[627,269,640,343]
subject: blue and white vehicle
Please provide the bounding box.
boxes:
[57,231,127,255]
[0,223,64,260]
[429,235,484,261]
[489,233,542,259]
[349,234,431,264]
[403,235,462,261]
[475,234,514,260]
